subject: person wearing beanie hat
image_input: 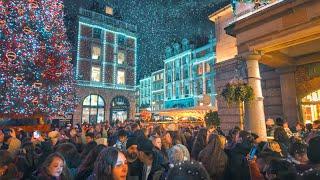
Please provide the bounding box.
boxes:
[126,137,143,180]
[138,139,166,180]
[126,137,138,150]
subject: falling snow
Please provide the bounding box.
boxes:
[63,0,229,82]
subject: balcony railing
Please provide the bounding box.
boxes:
[77,80,135,90]
[79,8,137,33]
[233,0,285,23]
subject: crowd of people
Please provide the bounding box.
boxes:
[0,117,320,180]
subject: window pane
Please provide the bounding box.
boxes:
[105,6,113,15]
[91,95,98,106]
[83,96,90,106]
[98,96,104,106]
[90,108,97,115]
[80,25,92,37]
[118,51,125,64]
[117,70,125,84]
[91,66,101,82]
[91,45,101,60]
[198,65,203,75]
[93,28,101,39]
[205,63,211,73]
[82,108,90,123]
[97,108,104,123]
[118,35,125,45]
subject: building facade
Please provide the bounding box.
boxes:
[209,0,320,139]
[138,38,217,120]
[151,69,165,111]
[139,77,152,109]
[164,39,216,109]
[73,7,137,124]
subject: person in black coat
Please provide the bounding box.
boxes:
[137,138,166,180]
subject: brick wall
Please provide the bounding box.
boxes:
[295,63,320,98]
[260,64,283,119]
[215,58,283,132]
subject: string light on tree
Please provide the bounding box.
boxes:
[0,0,76,118]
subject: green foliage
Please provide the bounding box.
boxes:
[205,110,220,127]
[221,82,254,106]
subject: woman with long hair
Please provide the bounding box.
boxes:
[35,152,71,180]
[15,142,41,179]
[90,147,128,180]
[0,150,19,179]
[191,128,208,160]
[198,134,228,180]
[75,144,106,180]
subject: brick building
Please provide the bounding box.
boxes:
[73,7,137,124]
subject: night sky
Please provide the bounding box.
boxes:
[63,0,228,81]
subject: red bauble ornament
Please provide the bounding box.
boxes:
[67,56,72,61]
[6,51,17,61]
[17,8,24,16]
[32,82,42,88]
[55,95,62,101]
[44,25,52,32]
[29,0,39,9]
[0,19,5,28]
[32,97,39,105]
[55,72,62,77]
[15,76,23,81]
[23,26,32,34]
[55,43,63,50]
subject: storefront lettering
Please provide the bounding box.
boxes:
[308,63,320,78]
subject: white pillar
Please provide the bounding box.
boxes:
[246,53,267,140]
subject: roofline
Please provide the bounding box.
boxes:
[208,4,232,22]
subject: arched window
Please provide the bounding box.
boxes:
[82,95,105,124]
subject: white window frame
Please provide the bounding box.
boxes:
[91,45,101,60]
[91,66,101,82]
[118,50,125,64]
[117,70,125,85]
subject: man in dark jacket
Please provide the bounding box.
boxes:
[138,138,166,180]
[126,137,143,180]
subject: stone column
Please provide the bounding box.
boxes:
[245,52,267,140]
[277,67,298,127]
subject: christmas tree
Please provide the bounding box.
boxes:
[0,0,76,118]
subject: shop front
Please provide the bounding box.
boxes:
[301,89,320,123]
